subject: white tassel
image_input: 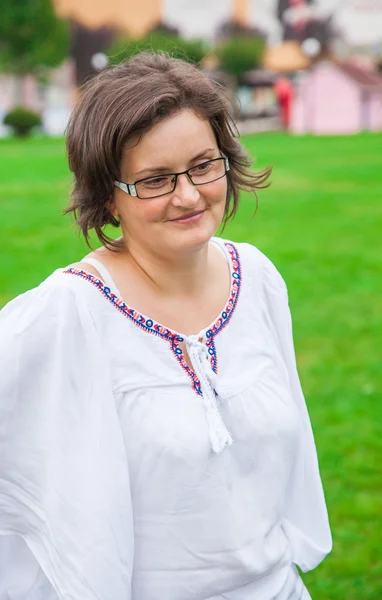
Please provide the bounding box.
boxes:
[186,335,233,454]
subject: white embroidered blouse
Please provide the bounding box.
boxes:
[0,238,331,600]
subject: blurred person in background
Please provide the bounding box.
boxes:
[274,77,294,129]
[0,52,331,600]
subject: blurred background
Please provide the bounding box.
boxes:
[0,1,381,598]
[2,0,382,135]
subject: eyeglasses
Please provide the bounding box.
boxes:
[114,157,230,200]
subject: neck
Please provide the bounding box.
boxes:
[119,238,214,298]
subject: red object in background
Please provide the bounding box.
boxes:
[274,78,294,128]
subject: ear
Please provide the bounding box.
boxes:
[107,195,119,218]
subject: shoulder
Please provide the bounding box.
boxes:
[0,268,97,339]
[221,238,288,296]
[68,261,103,280]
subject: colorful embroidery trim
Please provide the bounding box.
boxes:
[63,242,241,396]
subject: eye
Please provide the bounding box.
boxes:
[190,160,212,174]
[141,175,172,188]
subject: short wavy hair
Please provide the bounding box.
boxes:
[65,51,271,248]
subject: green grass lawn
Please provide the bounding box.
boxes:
[1,133,381,598]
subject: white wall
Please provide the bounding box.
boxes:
[162,0,231,40]
[332,0,382,46]
[248,0,281,42]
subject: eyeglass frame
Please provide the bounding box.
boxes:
[114,157,230,199]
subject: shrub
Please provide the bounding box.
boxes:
[108,32,207,66]
[3,106,42,137]
[216,36,265,80]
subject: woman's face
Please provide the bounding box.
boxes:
[113,109,227,257]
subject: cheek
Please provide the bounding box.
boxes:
[137,197,170,224]
[116,195,168,224]
[205,179,228,207]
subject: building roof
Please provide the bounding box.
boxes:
[54,0,161,35]
[263,41,311,72]
[338,62,382,88]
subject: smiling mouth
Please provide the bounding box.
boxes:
[170,210,205,222]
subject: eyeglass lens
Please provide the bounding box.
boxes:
[136,158,226,199]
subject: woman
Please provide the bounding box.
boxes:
[0,52,331,600]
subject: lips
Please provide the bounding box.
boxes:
[170,210,204,221]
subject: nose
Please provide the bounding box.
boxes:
[171,173,200,208]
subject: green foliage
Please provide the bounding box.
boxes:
[216,36,265,79]
[108,32,207,66]
[0,0,69,76]
[3,107,42,137]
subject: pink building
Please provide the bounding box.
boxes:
[291,61,382,135]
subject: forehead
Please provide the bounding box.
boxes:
[122,109,217,173]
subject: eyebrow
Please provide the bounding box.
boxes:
[134,148,217,178]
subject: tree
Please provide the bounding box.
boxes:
[216,36,266,81]
[3,106,42,137]
[108,32,207,67]
[217,19,267,44]
[0,0,69,101]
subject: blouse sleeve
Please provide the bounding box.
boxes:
[261,256,332,572]
[0,278,134,600]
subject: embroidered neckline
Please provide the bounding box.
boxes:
[63,241,241,396]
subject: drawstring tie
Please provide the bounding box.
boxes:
[186,335,233,454]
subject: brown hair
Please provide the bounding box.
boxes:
[65,51,271,248]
